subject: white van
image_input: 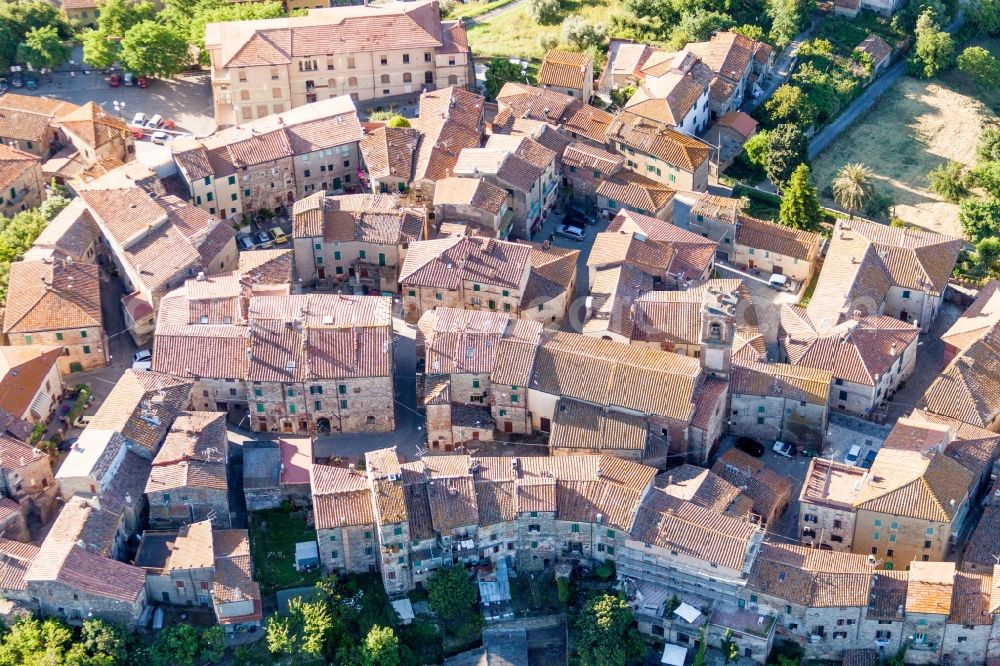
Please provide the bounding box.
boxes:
[844,444,862,466]
[131,112,146,127]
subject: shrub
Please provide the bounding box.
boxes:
[526,0,561,24]
[560,16,606,51]
[928,160,969,202]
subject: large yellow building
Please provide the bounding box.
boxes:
[204,0,471,127]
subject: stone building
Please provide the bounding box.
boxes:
[23,198,102,264]
[798,458,866,552]
[940,280,1000,369]
[204,1,471,127]
[561,142,625,207]
[3,259,107,374]
[243,441,282,512]
[685,32,774,120]
[493,83,614,151]
[172,97,364,220]
[920,323,1000,432]
[153,277,395,436]
[146,412,231,529]
[359,125,420,195]
[711,448,793,528]
[0,145,44,217]
[606,111,712,193]
[779,311,919,417]
[431,177,513,239]
[538,49,594,103]
[311,463,377,574]
[291,191,424,290]
[0,94,78,158]
[0,414,58,523]
[624,50,712,137]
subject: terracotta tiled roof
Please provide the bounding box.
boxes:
[87,370,193,456]
[556,479,644,532]
[731,360,832,405]
[781,311,919,387]
[941,280,1000,353]
[583,264,654,340]
[312,464,374,530]
[419,86,483,132]
[214,1,454,68]
[562,141,623,173]
[657,465,743,515]
[360,126,419,181]
[735,216,820,262]
[59,102,129,150]
[28,543,146,604]
[855,448,974,522]
[213,529,261,607]
[147,412,228,493]
[3,259,102,334]
[433,176,508,215]
[0,346,62,418]
[607,111,712,171]
[588,224,716,282]
[691,192,744,225]
[691,377,728,430]
[921,325,1000,428]
[538,49,593,90]
[712,448,792,523]
[401,236,531,290]
[494,82,613,143]
[0,537,37,592]
[530,331,700,422]
[715,111,757,139]
[0,144,39,192]
[549,398,648,452]
[867,570,909,620]
[906,561,955,615]
[418,307,542,375]
[625,54,711,125]
[596,170,676,214]
[631,489,759,570]
[962,504,1000,572]
[686,32,766,83]
[426,476,479,531]
[475,480,516,526]
[24,198,100,262]
[238,248,294,286]
[0,94,79,145]
[857,34,892,64]
[847,218,962,296]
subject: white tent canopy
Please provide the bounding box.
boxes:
[673,602,702,624]
[661,643,688,666]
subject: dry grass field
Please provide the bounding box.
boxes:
[812,76,995,238]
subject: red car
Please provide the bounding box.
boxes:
[131,128,144,140]
[137,76,149,88]
[108,73,121,87]
[162,119,175,130]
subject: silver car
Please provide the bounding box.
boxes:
[556,224,585,242]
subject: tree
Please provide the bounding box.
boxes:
[119,21,190,77]
[427,566,478,625]
[484,57,524,99]
[928,160,969,201]
[721,629,740,664]
[560,16,606,51]
[17,25,69,70]
[765,123,808,191]
[180,0,285,64]
[610,84,635,108]
[731,23,766,42]
[386,115,411,128]
[95,0,156,37]
[768,0,809,48]
[266,597,335,661]
[978,127,1000,162]
[0,0,70,69]
[575,594,645,666]
[148,624,223,666]
[832,162,876,216]
[763,84,817,127]
[971,161,1000,197]
[81,28,119,69]
[79,620,130,666]
[526,0,561,24]
[39,194,71,220]
[959,196,1000,241]
[970,0,1000,34]
[743,130,771,170]
[691,627,708,666]
[910,9,954,78]
[779,164,823,231]
[671,9,735,46]
[957,46,1000,86]
[363,625,400,666]
[0,617,75,666]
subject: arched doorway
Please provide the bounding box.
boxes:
[316,417,331,434]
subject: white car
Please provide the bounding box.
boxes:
[132,349,152,371]
[772,441,796,459]
[844,444,862,466]
[145,113,163,129]
[556,224,585,242]
[151,131,168,145]
[131,112,146,127]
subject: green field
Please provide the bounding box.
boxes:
[466,0,625,59]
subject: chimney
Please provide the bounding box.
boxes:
[90,495,101,511]
[852,310,862,321]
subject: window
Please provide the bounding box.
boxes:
[80,330,88,338]
[289,404,296,414]
[606,529,615,538]
[834,378,843,386]
[571,524,580,533]
[530,511,538,517]
[381,74,390,84]
[785,605,792,614]
[240,89,250,101]
[403,72,412,83]
[833,519,842,529]
[888,534,896,542]
[238,70,247,82]
[257,403,264,413]
[393,527,403,535]
[340,399,348,409]
[902,290,911,299]
[435,293,442,301]
[886,549,894,557]
[924,540,932,548]
[874,519,882,527]
[926,527,935,535]
[23,335,32,344]
[803,514,818,523]
[380,56,388,65]
[473,380,480,388]
[873,532,880,541]
[425,71,434,84]
[871,546,878,554]
[364,531,372,539]
[329,534,337,542]
[511,395,519,403]
[310,385,323,395]
[839,390,848,401]
[82,345,91,354]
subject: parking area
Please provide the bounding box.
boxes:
[13,55,216,139]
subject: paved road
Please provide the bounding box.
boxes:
[465,0,526,25]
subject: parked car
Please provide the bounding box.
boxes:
[844,444,862,466]
[10,72,22,88]
[132,350,153,371]
[151,131,168,145]
[131,128,145,140]
[768,273,800,292]
[237,234,255,250]
[58,437,78,453]
[772,440,796,459]
[734,436,765,457]
[162,119,175,130]
[860,449,878,469]
[137,76,149,88]
[269,227,289,245]
[108,73,121,87]
[24,75,37,90]
[145,114,163,129]
[253,230,270,246]
[556,224,585,242]
[123,72,135,86]
[131,112,146,127]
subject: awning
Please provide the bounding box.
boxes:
[661,643,688,666]
[674,602,702,624]
[391,598,415,623]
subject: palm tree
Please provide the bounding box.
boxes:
[832,162,876,218]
